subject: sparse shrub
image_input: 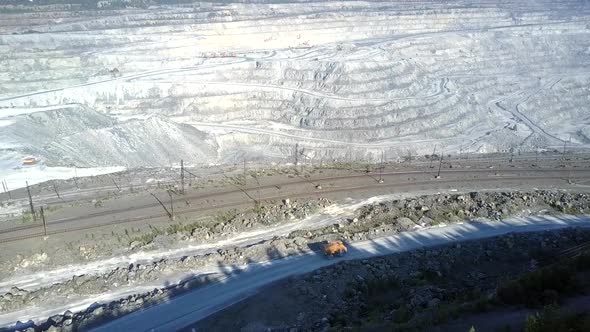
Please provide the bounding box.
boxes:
[21,211,34,223]
[497,264,577,307]
[329,312,348,328]
[366,276,400,296]
[252,202,264,215]
[525,312,543,332]
[418,268,441,282]
[393,304,412,324]
[214,209,237,224]
[528,247,556,264]
[433,303,461,324]
[471,297,490,313]
[523,306,590,332]
[575,252,590,271]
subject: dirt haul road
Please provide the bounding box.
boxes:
[91,215,590,332]
[1,167,589,243]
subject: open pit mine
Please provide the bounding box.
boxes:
[1,0,589,176]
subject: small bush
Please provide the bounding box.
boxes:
[497,264,577,307]
[329,311,348,328]
[366,276,400,296]
[393,305,412,324]
[524,306,590,332]
[575,252,590,271]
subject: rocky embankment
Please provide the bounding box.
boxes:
[1,198,331,279]
[193,227,590,331]
[4,190,590,331]
[0,198,331,311]
[295,191,590,242]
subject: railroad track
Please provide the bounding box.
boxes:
[1,152,586,206]
[2,168,507,233]
[1,170,589,244]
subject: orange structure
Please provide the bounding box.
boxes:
[22,157,39,166]
[324,240,347,257]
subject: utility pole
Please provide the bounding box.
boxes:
[378,151,385,184]
[183,168,198,187]
[562,136,571,160]
[300,148,305,173]
[256,171,261,204]
[429,145,437,168]
[52,181,62,201]
[180,159,185,194]
[111,177,121,192]
[73,167,79,189]
[168,190,175,221]
[243,158,247,185]
[40,206,47,237]
[26,181,36,221]
[251,169,261,206]
[150,193,173,220]
[2,179,10,200]
[435,152,444,179]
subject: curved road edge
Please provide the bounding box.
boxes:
[91,214,590,332]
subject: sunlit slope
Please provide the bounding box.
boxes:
[0,106,217,167]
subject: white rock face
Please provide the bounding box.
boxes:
[0,106,217,167]
[0,0,589,171]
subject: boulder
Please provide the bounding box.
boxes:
[396,217,416,231]
[49,314,64,325]
[417,216,434,226]
[91,306,104,317]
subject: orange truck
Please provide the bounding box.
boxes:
[22,157,39,166]
[324,240,347,257]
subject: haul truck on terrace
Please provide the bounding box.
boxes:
[324,240,347,257]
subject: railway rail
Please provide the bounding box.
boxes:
[1,168,589,244]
